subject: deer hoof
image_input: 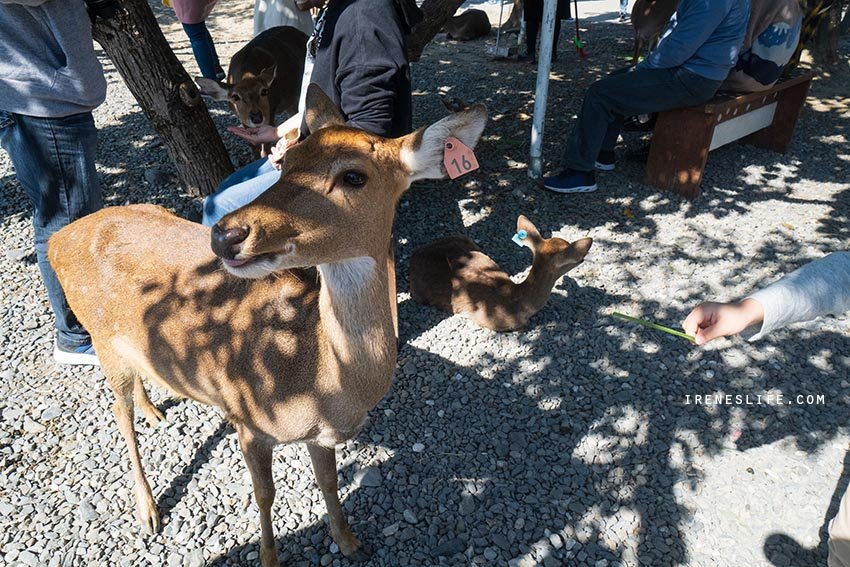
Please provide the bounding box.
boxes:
[142,405,165,427]
[134,489,160,534]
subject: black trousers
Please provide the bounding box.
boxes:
[523,0,570,56]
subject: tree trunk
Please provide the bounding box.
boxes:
[810,3,842,64]
[407,0,466,61]
[92,0,233,197]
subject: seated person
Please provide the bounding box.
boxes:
[542,0,750,194]
[721,0,803,93]
[202,0,415,227]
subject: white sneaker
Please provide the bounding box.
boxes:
[54,339,100,366]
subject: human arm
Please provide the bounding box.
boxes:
[333,12,405,137]
[683,252,850,344]
[0,0,48,4]
[638,0,731,70]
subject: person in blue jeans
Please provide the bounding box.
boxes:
[542,0,750,194]
[619,0,629,21]
[0,0,112,366]
[171,0,225,80]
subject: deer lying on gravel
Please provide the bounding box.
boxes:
[630,0,679,62]
[444,9,491,41]
[409,216,592,331]
[48,85,487,567]
[196,25,307,130]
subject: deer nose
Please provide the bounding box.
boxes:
[249,111,263,124]
[211,224,250,259]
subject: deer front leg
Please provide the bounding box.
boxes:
[237,426,279,567]
[110,382,160,533]
[307,444,367,560]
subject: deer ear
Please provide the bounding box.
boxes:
[399,104,487,182]
[195,77,231,101]
[304,83,345,132]
[564,237,593,263]
[515,215,543,252]
[258,65,277,86]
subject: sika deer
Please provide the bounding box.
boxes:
[409,215,592,332]
[48,85,487,566]
[196,25,307,129]
[630,0,679,62]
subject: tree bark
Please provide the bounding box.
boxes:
[92,0,233,197]
[407,0,466,61]
[810,3,842,64]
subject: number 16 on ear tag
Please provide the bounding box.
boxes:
[444,137,479,180]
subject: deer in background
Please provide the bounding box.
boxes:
[630,0,680,62]
[197,25,307,154]
[409,216,592,332]
[48,85,487,567]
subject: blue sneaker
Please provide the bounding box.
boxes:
[542,169,597,194]
[53,339,100,366]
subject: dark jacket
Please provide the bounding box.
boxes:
[305,0,413,139]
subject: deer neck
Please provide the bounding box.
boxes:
[512,255,560,318]
[316,254,396,398]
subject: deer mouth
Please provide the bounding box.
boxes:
[219,243,297,278]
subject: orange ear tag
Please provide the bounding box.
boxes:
[443,137,479,180]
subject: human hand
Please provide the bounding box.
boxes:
[268,128,300,170]
[226,124,281,146]
[682,299,765,345]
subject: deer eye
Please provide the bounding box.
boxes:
[259,88,269,97]
[342,171,367,187]
[230,93,241,102]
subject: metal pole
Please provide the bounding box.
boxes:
[528,0,559,179]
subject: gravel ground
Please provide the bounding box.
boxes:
[2,2,849,566]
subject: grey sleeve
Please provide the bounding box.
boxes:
[746,252,850,341]
[0,0,50,5]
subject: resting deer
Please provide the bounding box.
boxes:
[408,216,592,332]
[630,0,679,63]
[48,85,487,566]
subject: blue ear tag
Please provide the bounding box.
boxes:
[512,230,528,247]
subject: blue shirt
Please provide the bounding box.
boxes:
[639,0,751,81]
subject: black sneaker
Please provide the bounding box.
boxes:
[517,53,536,64]
[595,150,616,171]
[542,169,597,193]
[54,339,100,366]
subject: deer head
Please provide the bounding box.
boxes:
[211,84,488,279]
[197,65,278,127]
[516,215,593,279]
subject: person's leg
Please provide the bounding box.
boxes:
[619,0,629,17]
[830,485,850,567]
[0,111,102,350]
[202,158,279,226]
[524,0,542,57]
[561,66,721,172]
[182,21,224,80]
[552,16,561,59]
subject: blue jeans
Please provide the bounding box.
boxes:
[620,0,628,14]
[561,66,721,171]
[182,21,223,79]
[202,157,279,226]
[0,111,103,348]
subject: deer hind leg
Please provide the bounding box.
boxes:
[632,35,642,63]
[106,366,160,533]
[237,426,279,567]
[134,375,164,427]
[307,444,367,560]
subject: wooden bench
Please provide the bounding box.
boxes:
[644,72,815,198]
